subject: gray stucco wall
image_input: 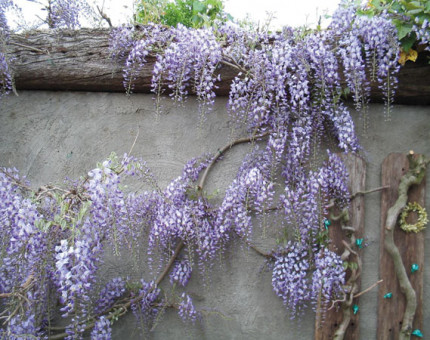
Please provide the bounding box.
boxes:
[0,91,429,339]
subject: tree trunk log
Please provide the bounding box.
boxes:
[7,28,430,104]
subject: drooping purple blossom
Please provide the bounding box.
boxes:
[131,279,161,326]
[178,292,198,323]
[356,13,400,118]
[311,247,346,306]
[95,277,126,314]
[1,313,39,339]
[109,25,136,60]
[49,0,88,29]
[91,316,112,340]
[170,258,192,287]
[151,24,222,114]
[317,151,350,209]
[272,242,311,318]
[216,165,272,238]
[413,18,430,50]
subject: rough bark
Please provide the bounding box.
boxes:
[7,28,237,95]
[7,28,430,104]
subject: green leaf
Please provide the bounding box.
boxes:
[401,34,417,52]
[410,1,424,9]
[407,8,424,14]
[193,0,206,13]
[402,0,423,10]
[395,21,413,39]
[60,220,67,230]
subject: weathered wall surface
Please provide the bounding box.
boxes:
[0,91,429,339]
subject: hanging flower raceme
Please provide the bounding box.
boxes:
[91,316,112,340]
[109,25,136,61]
[131,279,162,326]
[50,0,87,29]
[149,156,222,268]
[95,277,127,314]
[272,242,311,318]
[54,225,103,319]
[178,293,198,323]
[122,24,169,94]
[170,258,192,287]
[217,164,273,238]
[0,169,46,294]
[151,24,222,113]
[0,52,12,97]
[318,151,350,209]
[356,13,400,117]
[311,247,346,305]
[413,18,430,51]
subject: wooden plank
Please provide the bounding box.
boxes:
[314,154,366,340]
[378,153,426,340]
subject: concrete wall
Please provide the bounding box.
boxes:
[0,91,429,339]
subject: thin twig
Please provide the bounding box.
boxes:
[220,59,248,74]
[350,185,389,200]
[197,132,270,191]
[9,41,48,54]
[353,279,383,299]
[128,127,140,156]
[96,5,113,27]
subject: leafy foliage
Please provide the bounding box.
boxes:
[135,0,231,28]
[359,0,430,55]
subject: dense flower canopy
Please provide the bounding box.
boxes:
[0,0,419,339]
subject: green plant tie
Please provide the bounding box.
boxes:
[355,238,363,248]
[324,219,331,230]
[412,329,423,337]
[352,304,359,315]
[411,263,419,273]
[383,292,392,299]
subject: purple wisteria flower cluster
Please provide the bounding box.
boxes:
[0,0,14,98]
[91,316,112,340]
[0,154,170,337]
[0,0,409,335]
[414,18,430,51]
[131,279,161,326]
[178,293,198,323]
[312,248,346,304]
[95,277,126,314]
[111,23,222,115]
[49,0,88,29]
[170,258,192,287]
[272,242,346,318]
[272,241,311,318]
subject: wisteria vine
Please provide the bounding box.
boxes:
[0,0,420,339]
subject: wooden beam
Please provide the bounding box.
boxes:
[7,29,430,104]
